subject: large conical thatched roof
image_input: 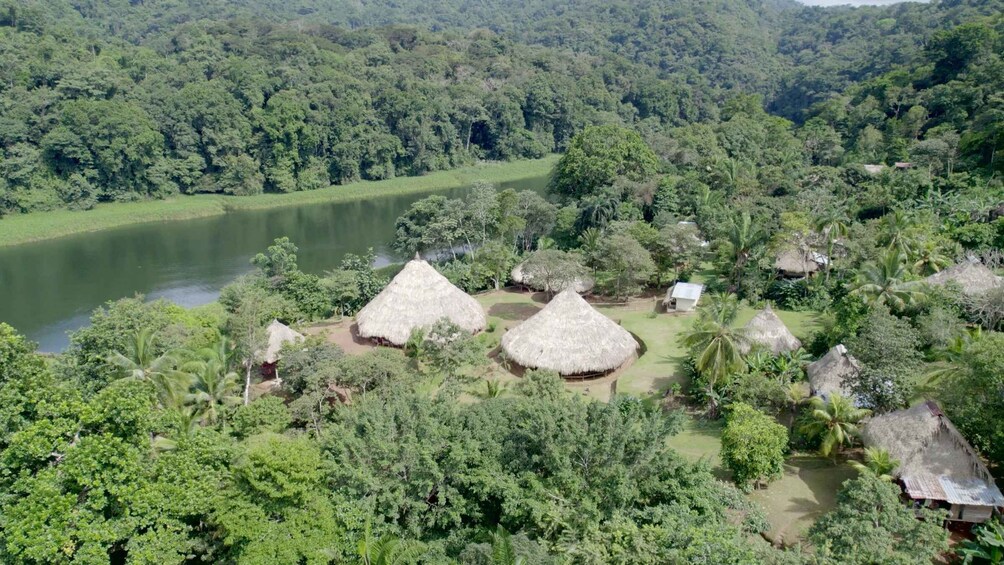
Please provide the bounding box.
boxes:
[806,344,860,400]
[501,289,637,376]
[741,305,801,354]
[924,261,1003,296]
[510,262,594,293]
[258,320,305,364]
[862,401,1004,506]
[356,257,487,346]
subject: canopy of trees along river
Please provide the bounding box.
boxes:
[1,0,1003,564]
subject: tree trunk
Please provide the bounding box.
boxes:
[244,363,252,406]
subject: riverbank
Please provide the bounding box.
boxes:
[0,156,558,247]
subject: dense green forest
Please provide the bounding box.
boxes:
[1,0,1002,214]
[2,0,1004,563]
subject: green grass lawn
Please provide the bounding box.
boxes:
[0,156,557,247]
[328,288,841,542]
[471,288,846,542]
[749,455,856,544]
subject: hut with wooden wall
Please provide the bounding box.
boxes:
[863,401,1004,524]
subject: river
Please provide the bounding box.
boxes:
[0,175,548,352]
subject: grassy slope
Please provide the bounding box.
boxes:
[0,156,558,247]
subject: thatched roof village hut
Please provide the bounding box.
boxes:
[775,248,828,278]
[806,344,861,402]
[665,282,703,312]
[501,289,638,377]
[862,401,1004,523]
[510,262,594,294]
[256,320,305,379]
[356,256,487,346]
[924,261,1003,296]
[741,305,801,354]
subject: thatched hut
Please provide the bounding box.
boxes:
[355,256,487,346]
[256,320,305,378]
[775,248,827,278]
[806,344,860,402]
[501,289,638,377]
[862,401,1004,523]
[924,261,1003,296]
[510,262,594,294]
[741,304,801,354]
[665,282,703,312]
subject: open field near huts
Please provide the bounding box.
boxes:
[304,286,844,542]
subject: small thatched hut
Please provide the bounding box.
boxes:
[862,401,1004,523]
[924,261,1003,296]
[775,249,827,278]
[665,282,703,312]
[510,262,594,294]
[256,320,305,378]
[355,256,487,346]
[501,289,637,377]
[741,304,801,354]
[806,344,861,402]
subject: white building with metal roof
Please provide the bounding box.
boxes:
[665,282,703,312]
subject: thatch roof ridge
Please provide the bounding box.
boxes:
[501,289,637,375]
[741,304,801,354]
[807,344,860,398]
[510,262,594,293]
[863,401,999,491]
[775,248,821,275]
[258,319,305,364]
[356,258,487,346]
[925,261,1003,295]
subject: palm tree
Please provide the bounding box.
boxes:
[490,527,526,565]
[911,239,954,276]
[849,447,899,481]
[772,349,812,382]
[850,249,926,311]
[581,188,620,229]
[356,518,428,565]
[878,209,916,256]
[785,383,808,432]
[109,328,190,408]
[814,208,849,282]
[925,327,983,384]
[186,358,241,427]
[800,393,871,458]
[152,405,205,453]
[682,293,748,417]
[108,328,176,381]
[577,227,603,272]
[722,211,766,292]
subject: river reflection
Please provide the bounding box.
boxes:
[0,175,547,351]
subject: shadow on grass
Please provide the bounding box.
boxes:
[488,302,541,321]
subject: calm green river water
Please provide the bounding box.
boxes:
[0,176,547,351]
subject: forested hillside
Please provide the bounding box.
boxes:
[3,1,1004,563]
[1,0,1001,215]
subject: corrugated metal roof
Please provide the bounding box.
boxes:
[903,474,948,501]
[940,477,1004,507]
[671,283,703,301]
[903,473,1004,506]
